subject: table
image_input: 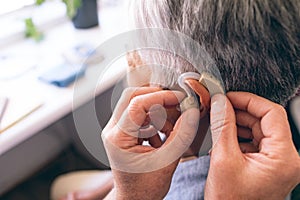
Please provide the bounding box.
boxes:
[0,3,128,194]
[0,3,128,156]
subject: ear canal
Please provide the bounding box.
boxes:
[185,79,211,118]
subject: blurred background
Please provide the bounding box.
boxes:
[0,0,127,199]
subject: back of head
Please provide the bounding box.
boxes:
[130,0,300,106]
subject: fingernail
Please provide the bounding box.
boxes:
[211,94,226,115]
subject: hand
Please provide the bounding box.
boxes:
[205,92,300,199]
[102,87,200,199]
[59,179,113,200]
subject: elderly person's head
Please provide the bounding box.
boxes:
[127,0,300,107]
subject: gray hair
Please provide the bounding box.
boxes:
[129,0,300,106]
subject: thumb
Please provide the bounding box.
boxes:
[210,94,240,156]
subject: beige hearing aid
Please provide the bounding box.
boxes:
[178,72,224,116]
[178,72,225,157]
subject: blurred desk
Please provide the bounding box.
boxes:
[0,4,127,156]
[0,4,127,194]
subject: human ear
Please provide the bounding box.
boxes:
[126,51,151,87]
[126,51,143,69]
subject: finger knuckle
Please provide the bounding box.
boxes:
[274,104,286,115]
[129,96,144,109]
[127,97,145,120]
[122,87,136,97]
[211,118,232,133]
[101,129,111,142]
[101,133,110,147]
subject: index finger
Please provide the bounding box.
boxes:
[226,92,291,139]
[106,87,162,130]
[127,90,186,129]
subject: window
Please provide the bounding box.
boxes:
[0,0,35,15]
[0,0,66,46]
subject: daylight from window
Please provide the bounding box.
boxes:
[0,0,35,15]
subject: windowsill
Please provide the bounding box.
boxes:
[0,1,129,82]
[0,0,67,48]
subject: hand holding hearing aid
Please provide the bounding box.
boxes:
[101,71,227,198]
[102,87,200,199]
[102,72,225,173]
[102,87,200,171]
[205,92,300,200]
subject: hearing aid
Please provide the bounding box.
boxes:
[178,72,225,156]
[178,72,225,116]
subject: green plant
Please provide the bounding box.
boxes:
[24,0,82,41]
[62,0,82,19]
[36,0,81,19]
[24,18,44,42]
[35,0,46,5]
